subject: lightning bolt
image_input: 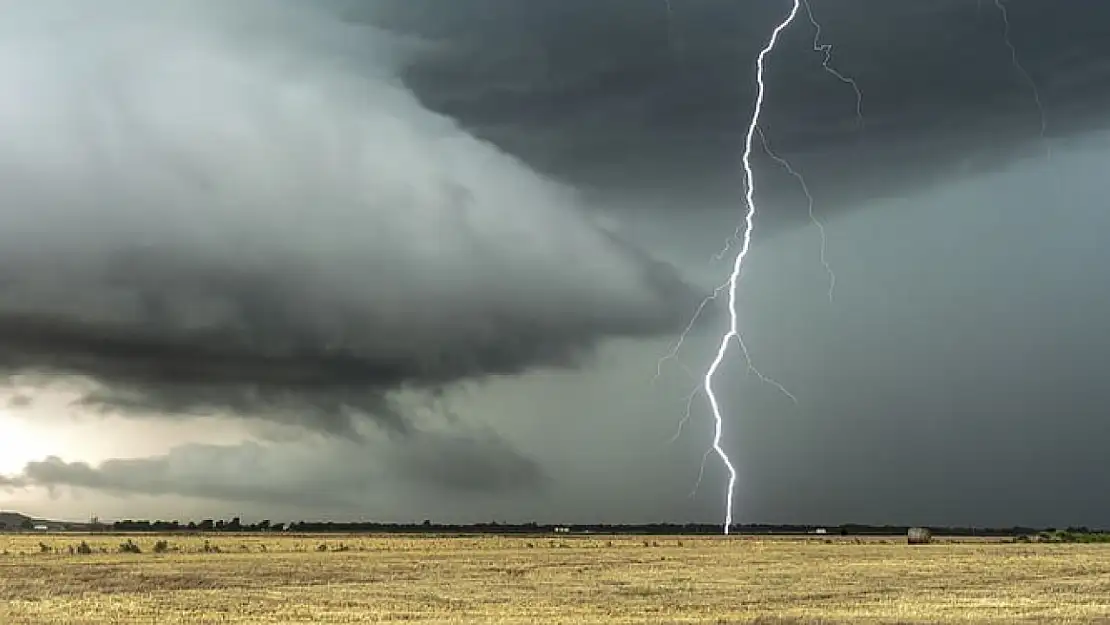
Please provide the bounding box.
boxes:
[666,362,704,446]
[711,0,861,264]
[802,0,863,130]
[757,127,835,302]
[993,0,1049,155]
[655,277,796,455]
[654,280,729,386]
[664,0,1042,537]
[792,0,865,302]
[659,0,862,532]
[702,0,802,535]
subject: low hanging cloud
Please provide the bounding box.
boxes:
[6,394,33,409]
[0,0,698,433]
[3,426,546,505]
[0,474,27,489]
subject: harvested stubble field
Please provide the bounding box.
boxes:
[1,533,1109,624]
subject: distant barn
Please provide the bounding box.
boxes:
[907,527,933,545]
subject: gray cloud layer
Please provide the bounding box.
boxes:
[690,132,1110,529]
[6,133,1110,526]
[0,1,698,433]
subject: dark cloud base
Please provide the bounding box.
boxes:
[0,240,699,434]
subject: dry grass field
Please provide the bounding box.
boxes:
[1,533,1109,624]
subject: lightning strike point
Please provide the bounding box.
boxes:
[703,0,802,535]
[675,0,1043,539]
[663,0,859,532]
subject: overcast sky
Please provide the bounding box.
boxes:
[1,0,1109,529]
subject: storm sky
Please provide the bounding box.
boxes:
[2,0,1109,529]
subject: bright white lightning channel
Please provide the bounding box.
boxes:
[663,0,1041,536]
[656,0,861,532]
[703,0,802,535]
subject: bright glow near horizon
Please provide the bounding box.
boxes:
[0,411,55,474]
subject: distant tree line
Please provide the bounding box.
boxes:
[98,519,1104,536]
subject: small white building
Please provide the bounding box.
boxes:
[813,528,828,535]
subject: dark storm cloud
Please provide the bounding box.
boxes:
[389,428,546,493]
[6,426,544,505]
[7,0,1110,530]
[0,0,701,432]
[376,0,1110,226]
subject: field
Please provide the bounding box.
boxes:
[2,533,1110,624]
